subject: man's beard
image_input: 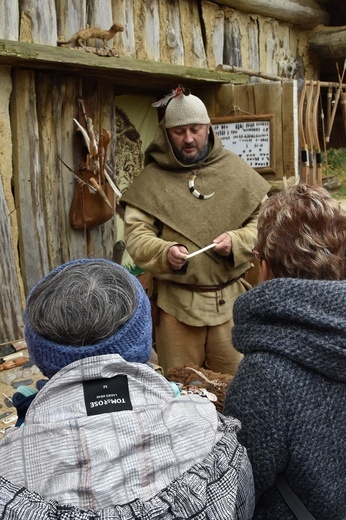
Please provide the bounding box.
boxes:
[172,142,209,165]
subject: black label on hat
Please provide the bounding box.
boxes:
[83,375,133,416]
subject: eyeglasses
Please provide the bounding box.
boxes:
[252,248,261,261]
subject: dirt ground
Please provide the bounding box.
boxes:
[0,347,45,440]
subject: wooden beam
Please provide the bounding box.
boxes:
[0,39,248,94]
[309,25,346,59]
[306,79,346,89]
[215,0,329,29]
[216,64,283,81]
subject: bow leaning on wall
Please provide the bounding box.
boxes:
[298,79,323,187]
[312,81,322,186]
[298,79,309,184]
[305,80,315,185]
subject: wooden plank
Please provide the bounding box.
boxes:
[11,69,50,293]
[281,81,298,179]
[0,66,20,261]
[0,40,248,93]
[164,1,185,65]
[78,79,118,258]
[111,0,136,57]
[132,0,208,68]
[97,80,119,259]
[201,1,225,69]
[224,9,242,67]
[248,16,260,73]
[276,24,297,80]
[56,76,85,261]
[56,0,87,46]
[135,0,160,61]
[180,0,208,68]
[0,178,25,343]
[19,0,58,45]
[0,0,19,40]
[54,76,95,259]
[261,20,279,78]
[214,84,236,118]
[36,73,61,266]
[86,0,114,49]
[234,83,256,116]
[0,67,24,343]
[36,73,79,267]
[87,0,113,28]
[252,83,283,178]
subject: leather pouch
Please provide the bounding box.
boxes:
[69,180,114,230]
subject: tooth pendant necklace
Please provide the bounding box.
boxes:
[188,170,214,200]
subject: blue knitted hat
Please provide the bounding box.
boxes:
[24,259,152,378]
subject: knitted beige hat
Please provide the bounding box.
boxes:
[164,93,210,128]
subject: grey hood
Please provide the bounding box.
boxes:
[232,278,346,384]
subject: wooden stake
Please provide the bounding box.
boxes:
[305,80,315,184]
[326,59,346,143]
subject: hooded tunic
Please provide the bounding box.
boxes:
[120,122,270,326]
[223,278,346,520]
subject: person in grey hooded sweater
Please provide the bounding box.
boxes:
[223,183,346,520]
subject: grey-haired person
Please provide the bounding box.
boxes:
[0,258,255,519]
[223,184,346,519]
[120,88,270,375]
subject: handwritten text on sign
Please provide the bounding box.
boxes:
[213,120,271,168]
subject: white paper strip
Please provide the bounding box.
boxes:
[185,243,216,259]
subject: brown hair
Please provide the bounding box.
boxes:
[257,183,346,280]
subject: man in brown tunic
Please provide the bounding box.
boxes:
[120,90,270,375]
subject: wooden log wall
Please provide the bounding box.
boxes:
[10,71,119,292]
[0,0,317,76]
[0,68,120,343]
[0,0,320,343]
